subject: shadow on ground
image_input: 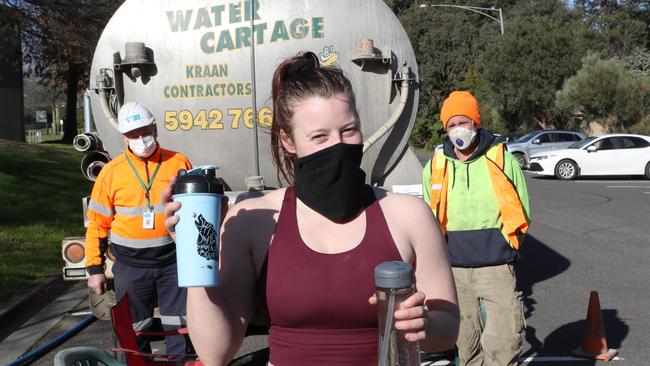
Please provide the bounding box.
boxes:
[517,234,629,364]
[517,234,570,358]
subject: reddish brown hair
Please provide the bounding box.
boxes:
[270,51,356,185]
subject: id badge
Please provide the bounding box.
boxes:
[142,209,155,229]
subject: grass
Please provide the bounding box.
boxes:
[0,139,91,306]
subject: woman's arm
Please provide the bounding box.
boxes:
[163,188,260,366]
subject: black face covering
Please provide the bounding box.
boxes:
[294,143,373,222]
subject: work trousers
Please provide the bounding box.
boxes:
[453,264,525,366]
[113,260,192,356]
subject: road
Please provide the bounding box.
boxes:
[517,174,650,365]
[5,172,650,365]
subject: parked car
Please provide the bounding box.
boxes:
[506,130,587,168]
[494,133,523,144]
[527,134,650,180]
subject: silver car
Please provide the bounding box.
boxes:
[506,130,587,168]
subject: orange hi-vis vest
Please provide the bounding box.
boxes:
[85,146,191,273]
[428,143,528,250]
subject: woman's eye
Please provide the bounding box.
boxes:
[343,127,359,134]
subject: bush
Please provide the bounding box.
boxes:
[556,53,650,131]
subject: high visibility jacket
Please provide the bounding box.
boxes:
[422,138,530,268]
[85,145,191,275]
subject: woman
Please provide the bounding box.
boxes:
[163,52,459,366]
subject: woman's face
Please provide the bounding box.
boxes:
[280,94,362,158]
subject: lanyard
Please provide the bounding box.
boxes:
[125,151,162,210]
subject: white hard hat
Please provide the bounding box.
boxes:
[117,102,155,133]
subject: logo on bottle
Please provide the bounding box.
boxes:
[193,213,218,268]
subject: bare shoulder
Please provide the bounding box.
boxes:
[374,188,437,232]
[222,188,286,237]
[227,188,285,214]
[220,189,285,273]
[374,187,431,216]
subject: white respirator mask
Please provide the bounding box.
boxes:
[448,126,477,150]
[128,135,157,157]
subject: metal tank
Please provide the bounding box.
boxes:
[86,0,422,191]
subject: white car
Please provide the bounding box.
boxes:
[527,134,650,180]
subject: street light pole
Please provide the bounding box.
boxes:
[419,4,505,35]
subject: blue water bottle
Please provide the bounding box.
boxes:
[172,166,224,287]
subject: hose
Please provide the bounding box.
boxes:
[6,314,97,366]
[83,90,95,133]
[362,64,412,153]
[73,133,101,152]
[81,152,111,181]
[97,70,119,130]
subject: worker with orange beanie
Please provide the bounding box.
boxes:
[422,91,531,366]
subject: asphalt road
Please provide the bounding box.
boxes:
[10,172,650,365]
[517,173,650,365]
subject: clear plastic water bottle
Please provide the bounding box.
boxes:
[375,261,421,366]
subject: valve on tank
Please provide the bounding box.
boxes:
[95,42,158,132]
[114,42,157,83]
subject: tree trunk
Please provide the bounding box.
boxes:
[62,63,80,143]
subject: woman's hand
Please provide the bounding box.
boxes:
[394,291,428,342]
[162,178,181,242]
[162,178,230,242]
[368,291,429,342]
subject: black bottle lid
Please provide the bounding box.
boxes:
[172,166,224,195]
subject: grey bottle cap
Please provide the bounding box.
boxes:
[374,261,414,289]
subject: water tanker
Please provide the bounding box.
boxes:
[63,0,424,310]
[81,0,422,188]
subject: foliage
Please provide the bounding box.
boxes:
[382,0,417,16]
[390,0,649,149]
[400,2,499,148]
[0,0,123,143]
[0,140,91,304]
[628,114,650,136]
[5,0,649,150]
[479,11,587,131]
[556,53,650,132]
[575,0,650,55]
[620,47,650,77]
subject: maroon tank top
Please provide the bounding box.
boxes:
[264,187,402,366]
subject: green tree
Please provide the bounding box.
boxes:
[479,10,587,131]
[383,0,418,16]
[574,0,649,56]
[399,2,502,147]
[621,47,650,77]
[556,52,650,132]
[2,0,123,143]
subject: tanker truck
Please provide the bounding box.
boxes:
[61,0,424,316]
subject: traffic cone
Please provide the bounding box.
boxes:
[572,291,618,361]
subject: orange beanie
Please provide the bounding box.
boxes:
[440,91,481,129]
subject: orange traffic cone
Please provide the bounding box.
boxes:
[572,291,618,361]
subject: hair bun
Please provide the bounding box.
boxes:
[283,51,320,80]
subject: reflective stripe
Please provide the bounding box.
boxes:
[88,199,113,217]
[109,232,174,248]
[431,183,442,190]
[160,315,187,326]
[132,317,154,332]
[114,203,165,216]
